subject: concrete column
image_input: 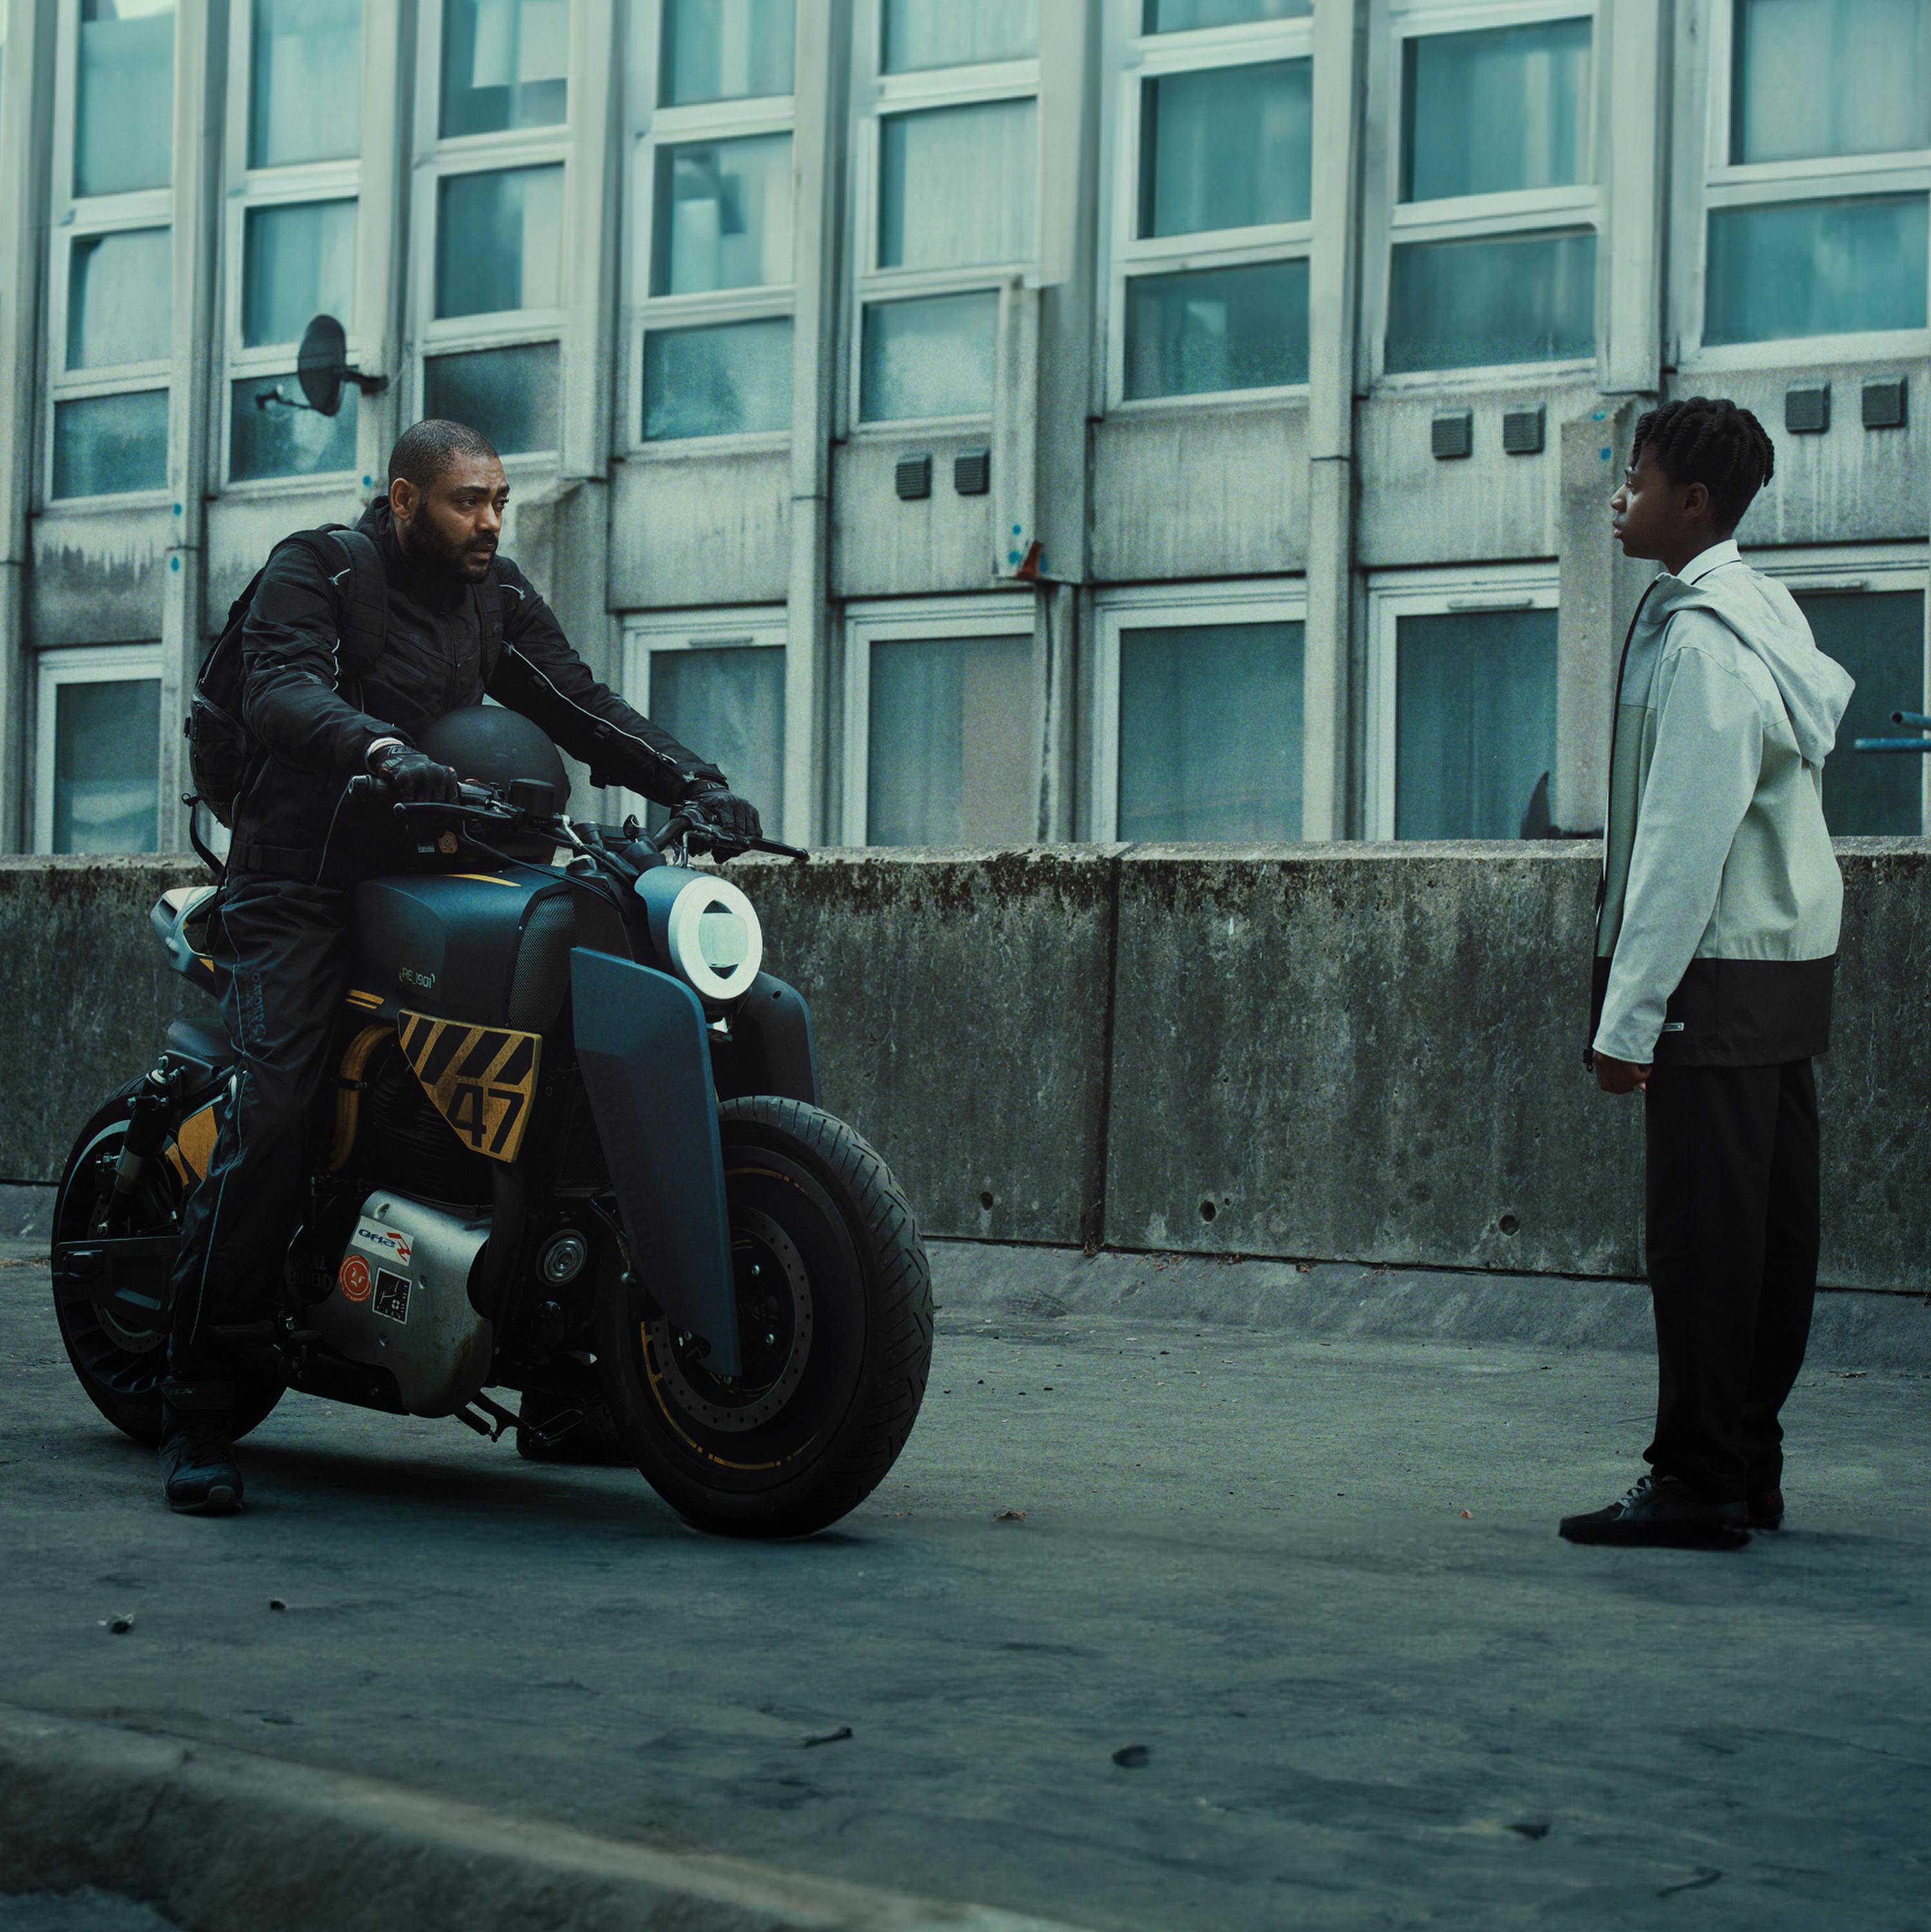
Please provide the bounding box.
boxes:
[1601,0,1668,397]
[784,0,848,846]
[158,0,226,854]
[1556,399,1649,834]
[561,0,619,485]
[1301,0,1367,841]
[1032,0,1098,841]
[0,0,53,853]
[354,0,411,494]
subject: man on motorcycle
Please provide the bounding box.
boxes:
[159,418,761,1515]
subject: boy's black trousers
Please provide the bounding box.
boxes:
[1643,1058,1820,1504]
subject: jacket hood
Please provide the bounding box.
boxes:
[1646,564,1854,768]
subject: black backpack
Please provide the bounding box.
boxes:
[187,525,391,829]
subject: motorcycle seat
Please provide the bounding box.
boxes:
[166,1016,236,1084]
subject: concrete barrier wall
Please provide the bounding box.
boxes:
[5,843,1926,1291]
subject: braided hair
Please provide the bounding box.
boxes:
[1629,397,1776,532]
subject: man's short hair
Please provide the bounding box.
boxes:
[1630,397,1776,532]
[387,419,500,493]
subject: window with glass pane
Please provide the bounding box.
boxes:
[52,391,169,498]
[868,634,1036,845]
[1800,590,1926,835]
[250,0,362,168]
[51,677,161,853]
[644,318,791,439]
[435,166,564,319]
[1139,60,1311,238]
[649,648,785,831]
[1706,196,1929,345]
[1386,230,1595,371]
[243,202,356,348]
[75,1,175,200]
[442,0,568,138]
[230,376,358,481]
[1732,0,1931,165]
[882,0,1036,73]
[1125,259,1308,398]
[860,291,998,420]
[659,0,794,104]
[1119,621,1303,840]
[650,136,792,295]
[1144,0,1309,30]
[1395,610,1557,840]
[1401,18,1592,202]
[66,230,171,370]
[878,101,1036,270]
[424,341,559,452]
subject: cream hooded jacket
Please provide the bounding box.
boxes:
[1590,540,1854,1069]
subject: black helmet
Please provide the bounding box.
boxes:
[416,706,568,859]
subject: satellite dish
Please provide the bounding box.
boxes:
[285,314,388,417]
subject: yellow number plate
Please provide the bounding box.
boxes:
[396,1012,543,1164]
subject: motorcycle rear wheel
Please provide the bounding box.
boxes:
[52,1080,286,1449]
[595,1096,933,1539]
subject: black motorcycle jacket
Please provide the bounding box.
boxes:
[228,498,725,883]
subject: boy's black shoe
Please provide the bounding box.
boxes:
[1747,1488,1784,1530]
[159,1381,244,1514]
[1558,1474,1748,1550]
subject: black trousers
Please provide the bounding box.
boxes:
[167,873,355,1389]
[1643,1058,1820,1503]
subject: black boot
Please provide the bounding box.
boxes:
[159,1379,244,1515]
[1558,1474,1748,1550]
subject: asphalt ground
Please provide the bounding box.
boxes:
[3,1245,1928,1931]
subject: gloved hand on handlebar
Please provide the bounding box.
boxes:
[366,738,461,804]
[682,780,762,845]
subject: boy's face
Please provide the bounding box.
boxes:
[1610,444,1718,567]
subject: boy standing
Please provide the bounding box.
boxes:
[1561,397,1854,1552]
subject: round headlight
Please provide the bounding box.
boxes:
[665,875,763,1003]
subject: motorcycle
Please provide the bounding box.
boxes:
[48,774,933,1537]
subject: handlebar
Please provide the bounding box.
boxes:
[347,773,808,861]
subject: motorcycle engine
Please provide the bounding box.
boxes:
[305,1191,494,1416]
[354,1053,494,1206]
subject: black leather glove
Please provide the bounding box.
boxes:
[683,781,762,845]
[368,740,460,803]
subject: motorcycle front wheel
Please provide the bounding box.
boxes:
[52,1080,286,1449]
[595,1096,933,1539]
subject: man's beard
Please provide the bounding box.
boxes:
[403,516,496,583]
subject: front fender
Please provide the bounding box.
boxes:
[570,948,740,1378]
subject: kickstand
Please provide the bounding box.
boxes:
[454,1393,523,1443]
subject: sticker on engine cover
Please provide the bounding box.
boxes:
[338,1255,373,1304]
[372,1268,411,1324]
[396,1012,543,1164]
[353,1219,413,1267]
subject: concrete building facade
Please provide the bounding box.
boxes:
[1,0,1926,856]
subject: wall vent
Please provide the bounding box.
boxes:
[1785,383,1831,435]
[954,448,991,495]
[894,453,933,500]
[1431,411,1473,460]
[1862,379,1908,430]
[1501,406,1545,455]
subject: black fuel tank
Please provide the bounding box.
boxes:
[354,868,575,1031]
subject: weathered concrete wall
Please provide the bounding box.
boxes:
[5,843,1926,1295]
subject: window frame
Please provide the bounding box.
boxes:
[619,603,790,833]
[1753,542,1931,832]
[1100,1,1316,414]
[1365,563,1560,839]
[407,0,578,462]
[840,592,1040,843]
[214,0,367,494]
[33,641,166,854]
[1092,579,1309,840]
[1366,0,1603,389]
[1679,0,1931,370]
[42,0,176,512]
[844,2,1042,435]
[621,1,798,458]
